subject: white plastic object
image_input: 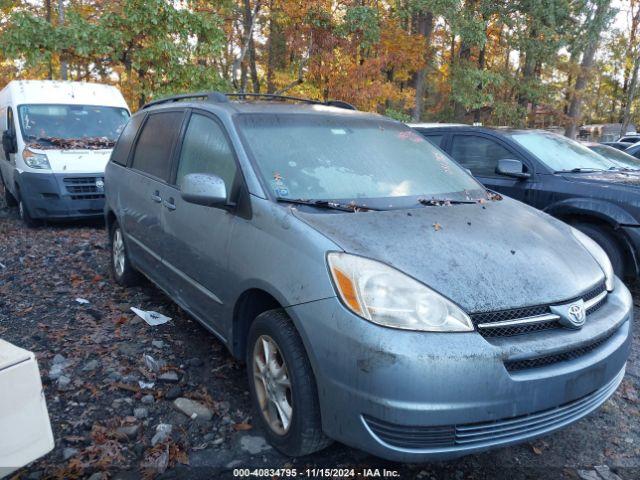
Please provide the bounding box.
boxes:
[0,339,54,478]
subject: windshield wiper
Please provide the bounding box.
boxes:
[418,198,477,206]
[554,168,605,173]
[277,197,379,212]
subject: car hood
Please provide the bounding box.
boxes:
[30,148,112,174]
[293,198,605,313]
[559,170,640,187]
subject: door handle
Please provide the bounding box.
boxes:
[151,191,162,203]
[163,198,176,211]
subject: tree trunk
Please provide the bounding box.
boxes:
[412,11,434,121]
[565,0,612,138]
[233,0,261,90]
[57,0,68,80]
[243,0,260,93]
[621,52,640,136]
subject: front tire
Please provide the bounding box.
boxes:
[574,222,624,277]
[247,310,332,456]
[110,223,141,286]
[18,195,39,228]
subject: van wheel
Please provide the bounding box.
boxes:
[1,176,17,207]
[18,196,39,228]
[574,223,624,277]
[110,223,141,286]
[247,310,332,456]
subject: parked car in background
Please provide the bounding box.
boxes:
[585,142,640,170]
[0,80,130,226]
[617,134,640,144]
[104,92,631,462]
[0,339,54,477]
[410,124,640,278]
[624,142,640,160]
[601,141,635,151]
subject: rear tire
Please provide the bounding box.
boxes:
[574,222,624,278]
[246,309,332,457]
[109,222,141,286]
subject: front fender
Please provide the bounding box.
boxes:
[544,197,639,227]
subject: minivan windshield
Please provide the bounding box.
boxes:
[18,104,130,149]
[509,131,619,172]
[236,114,485,205]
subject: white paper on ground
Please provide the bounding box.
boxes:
[130,307,171,326]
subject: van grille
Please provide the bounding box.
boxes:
[63,177,104,200]
[471,282,607,338]
[504,329,617,372]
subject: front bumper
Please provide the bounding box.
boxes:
[17,171,105,219]
[286,277,632,462]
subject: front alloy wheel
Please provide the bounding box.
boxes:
[252,335,293,435]
[246,310,332,456]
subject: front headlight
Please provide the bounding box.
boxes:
[571,228,615,291]
[23,149,51,169]
[327,252,473,332]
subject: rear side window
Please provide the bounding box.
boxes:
[111,114,144,166]
[422,134,443,148]
[131,111,183,180]
[176,114,237,194]
[451,135,515,177]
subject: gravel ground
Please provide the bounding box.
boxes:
[0,197,639,480]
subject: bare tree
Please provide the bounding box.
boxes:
[58,0,68,80]
[232,0,261,92]
[565,0,612,138]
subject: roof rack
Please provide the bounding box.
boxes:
[142,91,356,111]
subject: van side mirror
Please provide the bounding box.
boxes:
[496,159,530,179]
[2,130,17,157]
[180,173,227,207]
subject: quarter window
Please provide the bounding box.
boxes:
[176,114,237,196]
[131,111,183,181]
[451,135,516,177]
[111,114,145,166]
[423,134,443,148]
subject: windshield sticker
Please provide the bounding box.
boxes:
[272,172,290,197]
[330,128,347,135]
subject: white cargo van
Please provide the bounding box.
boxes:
[0,81,130,225]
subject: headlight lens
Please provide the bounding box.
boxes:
[22,149,51,169]
[571,228,615,291]
[327,252,473,332]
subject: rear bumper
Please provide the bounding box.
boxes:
[17,171,105,219]
[287,277,632,462]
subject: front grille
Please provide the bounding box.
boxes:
[471,282,607,338]
[364,369,623,450]
[63,177,104,200]
[504,329,616,372]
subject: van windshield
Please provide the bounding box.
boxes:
[18,104,130,149]
[236,113,486,205]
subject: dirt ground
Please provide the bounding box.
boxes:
[0,199,638,480]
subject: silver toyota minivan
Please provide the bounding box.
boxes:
[104,92,632,462]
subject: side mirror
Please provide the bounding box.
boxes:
[2,130,17,157]
[180,173,227,207]
[496,159,530,179]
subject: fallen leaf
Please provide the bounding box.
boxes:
[233,422,253,431]
[433,223,442,231]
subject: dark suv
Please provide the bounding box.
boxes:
[411,124,640,278]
